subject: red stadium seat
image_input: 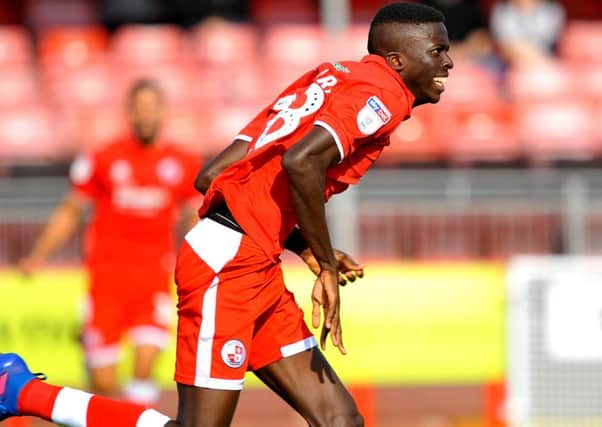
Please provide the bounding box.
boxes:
[118,62,205,107]
[0,105,65,162]
[38,26,109,67]
[111,25,187,65]
[378,104,447,165]
[331,24,369,61]
[570,63,602,104]
[518,101,597,164]
[0,66,41,108]
[559,21,602,65]
[43,62,119,107]
[506,62,575,102]
[162,108,207,155]
[439,101,521,165]
[200,63,271,106]
[437,61,501,109]
[264,25,329,69]
[252,0,319,25]
[203,104,258,156]
[0,26,32,66]
[191,19,259,66]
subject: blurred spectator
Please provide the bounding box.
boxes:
[18,79,202,405]
[422,0,499,69]
[490,0,566,67]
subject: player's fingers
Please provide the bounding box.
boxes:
[312,298,321,329]
[338,272,348,286]
[320,326,329,351]
[325,301,337,329]
[344,271,358,282]
[331,316,346,355]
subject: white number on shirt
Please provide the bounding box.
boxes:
[253,75,338,150]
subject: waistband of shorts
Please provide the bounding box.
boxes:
[206,202,245,234]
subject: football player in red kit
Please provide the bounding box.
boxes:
[2,3,453,426]
[18,80,202,405]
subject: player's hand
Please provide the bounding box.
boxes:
[312,269,346,355]
[301,248,365,286]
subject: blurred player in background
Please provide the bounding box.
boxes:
[17,79,202,405]
[1,2,453,426]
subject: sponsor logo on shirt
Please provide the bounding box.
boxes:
[221,339,246,368]
[356,96,392,135]
[113,186,169,212]
[367,96,391,124]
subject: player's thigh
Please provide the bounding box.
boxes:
[254,348,363,427]
[176,382,240,427]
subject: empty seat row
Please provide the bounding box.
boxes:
[1,97,602,167]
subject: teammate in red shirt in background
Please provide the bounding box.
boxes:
[1,3,453,426]
[17,79,202,405]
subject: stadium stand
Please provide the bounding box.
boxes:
[38,26,108,67]
[558,20,602,65]
[111,24,186,65]
[518,100,598,164]
[0,11,599,166]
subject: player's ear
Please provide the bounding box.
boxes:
[385,52,405,72]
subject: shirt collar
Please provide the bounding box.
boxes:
[360,54,415,105]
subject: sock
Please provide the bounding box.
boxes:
[18,380,171,427]
[123,379,160,406]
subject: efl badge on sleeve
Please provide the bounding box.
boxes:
[357,96,391,135]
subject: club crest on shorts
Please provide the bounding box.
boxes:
[221,340,246,368]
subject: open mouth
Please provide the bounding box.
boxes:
[433,76,448,91]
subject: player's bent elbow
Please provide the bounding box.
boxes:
[194,172,214,195]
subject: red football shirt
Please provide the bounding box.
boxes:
[199,55,415,261]
[70,136,202,272]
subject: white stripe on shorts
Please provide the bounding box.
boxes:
[184,217,245,390]
[51,388,92,427]
[281,336,318,358]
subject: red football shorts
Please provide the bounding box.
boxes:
[82,266,173,367]
[174,218,317,390]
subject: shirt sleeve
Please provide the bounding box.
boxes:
[314,84,408,162]
[69,151,101,199]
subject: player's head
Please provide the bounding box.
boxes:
[127,79,165,145]
[368,2,453,106]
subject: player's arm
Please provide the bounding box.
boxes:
[281,125,347,354]
[18,193,88,275]
[194,139,249,195]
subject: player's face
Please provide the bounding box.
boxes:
[397,22,453,106]
[128,87,164,144]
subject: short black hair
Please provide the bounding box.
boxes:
[368,2,445,54]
